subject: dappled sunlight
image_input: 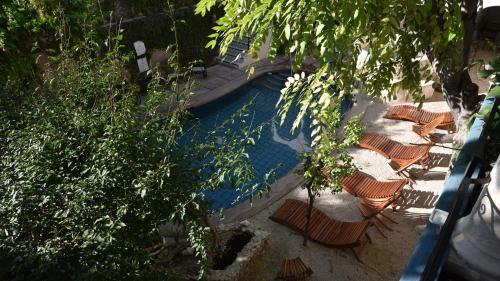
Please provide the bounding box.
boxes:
[427,152,453,169]
[410,169,448,181]
[399,189,439,210]
[244,93,454,280]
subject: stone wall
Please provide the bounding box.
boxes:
[208,221,270,281]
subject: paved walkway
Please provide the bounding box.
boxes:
[189,57,290,108]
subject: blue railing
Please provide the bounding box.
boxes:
[400,95,500,281]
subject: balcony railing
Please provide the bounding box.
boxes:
[401,95,500,281]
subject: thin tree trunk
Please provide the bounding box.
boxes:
[303,181,314,246]
[201,210,219,265]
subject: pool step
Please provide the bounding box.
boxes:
[275,72,291,81]
[259,76,283,92]
[216,50,244,67]
[266,76,285,87]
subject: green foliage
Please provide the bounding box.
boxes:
[1,34,187,280]
[278,72,361,194]
[470,56,500,92]
[191,101,279,206]
[197,0,462,197]
[1,1,272,279]
[104,0,200,16]
[198,0,463,99]
[0,28,268,280]
[466,55,500,130]
[112,7,221,67]
[0,0,99,87]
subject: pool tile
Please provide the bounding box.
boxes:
[184,73,351,210]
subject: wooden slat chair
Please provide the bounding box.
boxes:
[341,171,409,235]
[357,134,433,183]
[341,171,409,200]
[383,105,455,133]
[357,199,400,235]
[412,114,445,141]
[270,199,373,262]
[417,110,455,133]
[277,257,313,281]
[383,104,421,123]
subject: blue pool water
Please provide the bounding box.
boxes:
[187,72,352,210]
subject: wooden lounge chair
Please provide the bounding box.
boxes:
[270,199,373,262]
[412,114,445,141]
[341,171,408,201]
[341,171,408,234]
[383,105,455,132]
[277,257,313,281]
[383,104,421,123]
[419,110,455,132]
[357,134,433,183]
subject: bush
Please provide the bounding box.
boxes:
[0,36,206,280]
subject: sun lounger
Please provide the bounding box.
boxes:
[341,171,408,235]
[383,105,421,123]
[418,109,455,132]
[277,257,313,281]
[357,134,433,183]
[270,199,373,262]
[383,105,455,132]
[412,114,445,140]
[341,171,408,200]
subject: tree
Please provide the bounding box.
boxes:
[196,0,483,245]
[0,2,273,280]
[0,0,98,87]
[278,73,362,246]
[197,0,483,141]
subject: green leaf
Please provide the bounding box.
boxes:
[299,41,306,54]
[447,32,456,42]
[285,24,291,40]
[466,59,483,70]
[315,23,325,36]
[205,39,217,49]
[490,57,500,71]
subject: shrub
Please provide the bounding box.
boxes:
[0,35,205,280]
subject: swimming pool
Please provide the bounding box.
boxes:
[188,71,352,210]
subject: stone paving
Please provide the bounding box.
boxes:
[189,57,290,108]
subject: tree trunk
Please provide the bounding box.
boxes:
[438,66,479,126]
[303,181,315,246]
[436,0,480,148]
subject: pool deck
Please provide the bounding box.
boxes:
[234,92,455,281]
[189,57,290,108]
[195,54,489,280]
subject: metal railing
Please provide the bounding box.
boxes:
[421,95,500,281]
